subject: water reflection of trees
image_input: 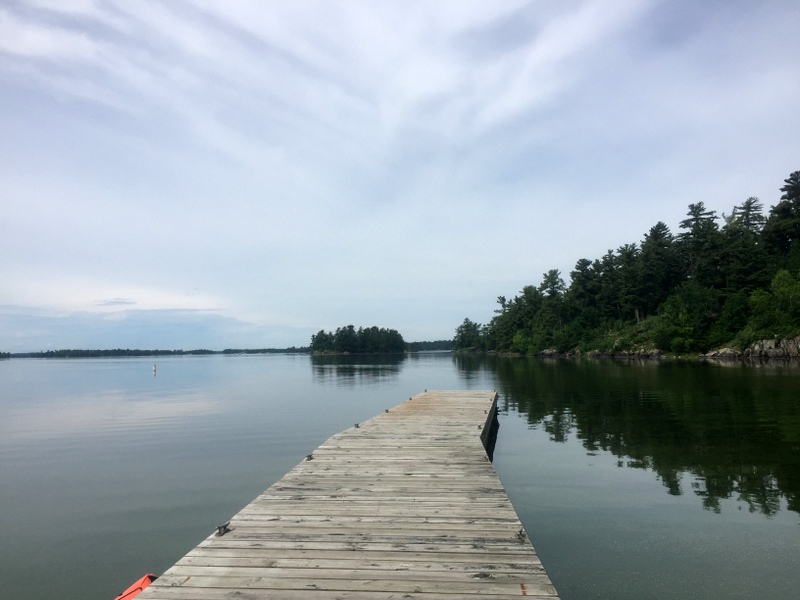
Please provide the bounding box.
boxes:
[452,352,495,382]
[311,354,406,386]
[455,355,800,517]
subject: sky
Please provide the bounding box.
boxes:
[1,0,799,352]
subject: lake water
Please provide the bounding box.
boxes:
[1,353,798,599]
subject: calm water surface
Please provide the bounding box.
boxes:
[0,354,798,599]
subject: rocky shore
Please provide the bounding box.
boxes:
[703,335,800,359]
[481,335,800,361]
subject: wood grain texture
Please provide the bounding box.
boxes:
[138,390,560,598]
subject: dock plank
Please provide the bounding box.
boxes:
[138,390,560,598]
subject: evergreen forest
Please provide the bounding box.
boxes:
[454,170,800,355]
[311,325,406,354]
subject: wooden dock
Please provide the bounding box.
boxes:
[138,390,560,599]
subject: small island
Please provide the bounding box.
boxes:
[310,325,406,354]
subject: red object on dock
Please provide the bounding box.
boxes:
[115,573,157,600]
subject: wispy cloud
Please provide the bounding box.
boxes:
[95,298,136,307]
[2,1,799,350]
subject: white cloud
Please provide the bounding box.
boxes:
[1,0,799,350]
[0,7,95,59]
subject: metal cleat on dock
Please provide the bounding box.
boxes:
[215,521,231,536]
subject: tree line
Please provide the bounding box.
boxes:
[311,325,406,354]
[12,347,310,358]
[455,170,800,354]
[15,349,214,358]
[5,339,451,358]
[406,340,453,352]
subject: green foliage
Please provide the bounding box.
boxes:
[762,171,800,263]
[729,196,766,233]
[744,269,800,338]
[678,202,724,289]
[709,291,750,347]
[453,318,485,350]
[638,222,684,318]
[652,282,718,353]
[310,325,405,354]
[455,170,800,355]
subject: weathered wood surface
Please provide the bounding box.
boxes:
[139,390,559,599]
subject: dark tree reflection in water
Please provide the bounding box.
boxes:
[310,354,406,386]
[455,354,800,518]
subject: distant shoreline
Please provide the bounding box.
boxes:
[6,347,310,359]
[5,343,454,359]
